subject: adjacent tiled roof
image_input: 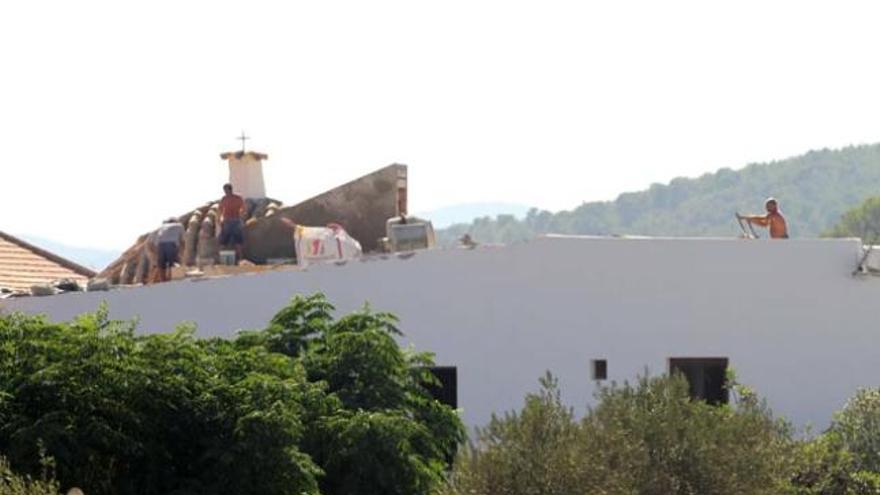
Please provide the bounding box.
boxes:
[0,231,96,292]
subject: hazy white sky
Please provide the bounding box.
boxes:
[3,1,880,249]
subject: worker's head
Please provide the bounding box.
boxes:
[164,217,177,224]
[223,183,233,195]
[765,197,779,213]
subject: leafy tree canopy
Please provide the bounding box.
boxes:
[823,196,880,241]
[0,294,463,495]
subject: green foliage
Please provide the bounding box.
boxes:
[0,294,463,495]
[0,452,60,495]
[829,388,880,473]
[823,196,880,241]
[591,374,792,494]
[849,471,880,494]
[788,433,868,495]
[0,309,323,495]
[438,144,880,243]
[444,372,793,495]
[442,373,588,495]
[297,301,465,495]
[444,372,880,495]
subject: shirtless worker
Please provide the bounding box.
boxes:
[738,197,789,239]
[218,183,247,263]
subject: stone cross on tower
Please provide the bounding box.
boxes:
[237,131,249,152]
[220,134,268,200]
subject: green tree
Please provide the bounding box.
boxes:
[0,309,324,495]
[266,296,465,495]
[823,196,880,241]
[236,293,465,495]
[0,294,463,495]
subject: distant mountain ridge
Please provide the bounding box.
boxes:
[17,235,120,271]
[417,203,533,228]
[437,144,880,244]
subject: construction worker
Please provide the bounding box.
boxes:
[218,183,246,263]
[738,198,789,239]
[153,217,185,282]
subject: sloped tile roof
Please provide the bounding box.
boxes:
[0,231,95,292]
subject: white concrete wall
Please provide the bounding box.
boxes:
[228,155,266,199]
[3,237,877,430]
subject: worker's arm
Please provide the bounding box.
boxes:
[739,214,770,227]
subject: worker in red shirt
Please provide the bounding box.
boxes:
[738,198,789,239]
[218,183,247,262]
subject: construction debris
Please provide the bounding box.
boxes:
[293,223,362,267]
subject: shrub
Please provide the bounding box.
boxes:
[443,373,794,495]
[788,433,857,495]
[788,388,880,495]
[0,454,59,495]
[829,388,880,472]
[442,373,590,495]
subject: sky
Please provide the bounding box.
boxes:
[2,1,880,249]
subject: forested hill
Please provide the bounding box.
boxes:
[437,144,880,244]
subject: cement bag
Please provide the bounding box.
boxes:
[30,284,56,297]
[294,223,362,266]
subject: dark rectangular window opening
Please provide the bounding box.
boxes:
[668,357,729,405]
[591,359,608,380]
[424,366,457,409]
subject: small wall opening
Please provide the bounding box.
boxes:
[591,359,608,380]
[423,366,457,409]
[668,357,729,405]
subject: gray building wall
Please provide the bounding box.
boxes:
[4,236,876,430]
